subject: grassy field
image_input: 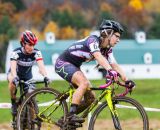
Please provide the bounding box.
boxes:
[0,79,160,123]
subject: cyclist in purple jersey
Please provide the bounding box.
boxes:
[7,30,50,115]
[55,19,135,123]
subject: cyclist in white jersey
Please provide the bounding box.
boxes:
[55,19,135,123]
[7,30,50,115]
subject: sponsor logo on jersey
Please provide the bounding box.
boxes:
[17,60,35,66]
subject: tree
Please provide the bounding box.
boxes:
[144,0,160,13]
[129,0,143,11]
[78,28,90,39]
[0,15,17,72]
[72,12,88,29]
[0,2,16,19]
[117,0,152,37]
[148,14,160,39]
[2,0,25,11]
[58,26,76,39]
[43,21,59,38]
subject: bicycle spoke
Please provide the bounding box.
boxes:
[89,97,148,130]
[17,88,68,130]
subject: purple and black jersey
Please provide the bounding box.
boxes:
[55,35,117,82]
[58,35,116,67]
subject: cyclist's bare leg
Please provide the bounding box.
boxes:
[64,70,90,123]
[71,71,91,105]
[7,73,17,115]
[76,89,95,114]
[69,71,95,116]
[71,83,95,114]
[8,73,16,99]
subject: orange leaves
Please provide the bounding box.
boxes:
[0,2,16,19]
[44,21,59,38]
[58,26,76,39]
[129,0,143,11]
[23,3,46,26]
[100,2,112,12]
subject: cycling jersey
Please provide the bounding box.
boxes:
[59,35,117,67]
[9,47,43,80]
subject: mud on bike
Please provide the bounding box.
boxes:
[16,76,149,130]
[12,79,48,130]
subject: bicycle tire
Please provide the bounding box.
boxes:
[17,99,40,130]
[26,99,40,130]
[88,96,149,130]
[16,87,68,130]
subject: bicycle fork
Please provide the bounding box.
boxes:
[105,88,122,130]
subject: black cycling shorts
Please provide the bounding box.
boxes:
[7,69,34,92]
[55,58,80,82]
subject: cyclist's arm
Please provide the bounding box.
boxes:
[10,60,17,78]
[10,51,19,78]
[92,51,111,70]
[37,60,48,77]
[107,52,128,81]
[110,63,128,81]
[35,50,48,77]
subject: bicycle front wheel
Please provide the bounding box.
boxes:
[88,96,149,130]
[17,88,68,130]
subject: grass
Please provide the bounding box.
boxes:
[0,79,160,123]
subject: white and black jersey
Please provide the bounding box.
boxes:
[9,47,43,80]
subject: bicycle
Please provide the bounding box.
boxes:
[16,76,149,130]
[12,79,47,130]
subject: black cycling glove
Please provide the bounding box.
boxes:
[125,80,136,89]
[44,77,50,84]
[12,76,19,87]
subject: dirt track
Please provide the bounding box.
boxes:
[0,119,160,130]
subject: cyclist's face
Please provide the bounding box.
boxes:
[24,43,35,54]
[101,32,121,48]
[109,32,120,47]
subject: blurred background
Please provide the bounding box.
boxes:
[0,0,160,129]
[0,0,160,73]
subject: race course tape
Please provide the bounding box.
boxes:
[0,102,160,112]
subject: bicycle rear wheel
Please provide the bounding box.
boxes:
[26,99,40,130]
[17,88,68,130]
[19,102,37,130]
[88,96,149,130]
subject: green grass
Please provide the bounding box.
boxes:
[0,79,160,123]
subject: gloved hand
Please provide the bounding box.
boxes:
[108,69,118,81]
[125,80,136,89]
[12,76,19,87]
[44,77,50,84]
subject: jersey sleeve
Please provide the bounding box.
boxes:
[87,36,100,53]
[10,51,19,61]
[35,51,43,61]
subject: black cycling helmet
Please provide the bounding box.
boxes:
[99,19,124,35]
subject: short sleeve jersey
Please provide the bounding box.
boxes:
[59,35,117,67]
[10,47,43,80]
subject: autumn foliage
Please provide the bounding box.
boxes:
[0,0,160,72]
